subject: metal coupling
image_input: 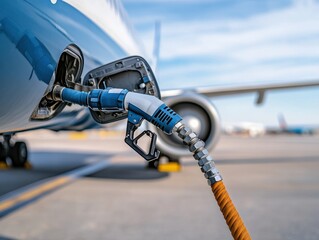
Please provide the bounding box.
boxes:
[201,162,215,173]
[173,121,184,133]
[198,155,213,167]
[193,149,209,160]
[178,126,192,139]
[51,85,64,101]
[174,122,223,185]
[204,168,220,179]
[183,132,197,145]
[189,140,205,153]
[207,175,223,185]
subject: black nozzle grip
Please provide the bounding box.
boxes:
[124,121,160,162]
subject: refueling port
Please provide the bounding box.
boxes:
[31,44,83,120]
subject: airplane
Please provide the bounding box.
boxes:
[1,0,319,169]
[266,113,317,135]
[223,122,266,137]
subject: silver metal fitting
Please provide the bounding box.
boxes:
[207,175,223,185]
[204,168,220,179]
[189,140,205,153]
[173,121,184,133]
[183,132,197,145]
[177,123,223,187]
[193,149,209,160]
[201,162,215,173]
[198,155,213,166]
[178,127,192,139]
[51,85,64,101]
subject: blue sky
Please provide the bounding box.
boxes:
[122,0,319,126]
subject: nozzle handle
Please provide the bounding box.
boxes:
[124,111,160,162]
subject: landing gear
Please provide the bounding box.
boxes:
[0,137,9,168]
[0,135,29,168]
[0,142,7,166]
[10,141,28,167]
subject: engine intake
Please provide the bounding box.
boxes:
[149,92,221,158]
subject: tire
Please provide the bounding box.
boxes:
[10,142,28,167]
[0,142,6,162]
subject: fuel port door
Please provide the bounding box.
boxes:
[83,56,161,124]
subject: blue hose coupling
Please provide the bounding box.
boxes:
[88,88,128,111]
[54,86,129,112]
[60,87,88,106]
[150,104,182,134]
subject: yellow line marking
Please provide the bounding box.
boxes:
[158,162,181,172]
[98,130,122,138]
[24,162,32,169]
[69,132,88,140]
[0,162,9,170]
[0,176,71,212]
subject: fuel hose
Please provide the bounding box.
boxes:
[173,122,251,240]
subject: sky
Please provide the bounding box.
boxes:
[121,0,319,126]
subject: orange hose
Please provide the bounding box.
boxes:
[211,181,251,240]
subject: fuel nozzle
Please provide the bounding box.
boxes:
[123,91,183,161]
[52,85,220,181]
[51,85,182,161]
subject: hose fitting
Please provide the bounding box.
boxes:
[173,122,222,185]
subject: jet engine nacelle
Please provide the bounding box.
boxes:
[148,92,221,159]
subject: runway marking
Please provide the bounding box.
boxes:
[98,130,122,138]
[0,162,9,169]
[69,132,88,140]
[0,177,70,211]
[0,158,111,217]
[68,130,123,140]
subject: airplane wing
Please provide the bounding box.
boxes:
[161,79,319,104]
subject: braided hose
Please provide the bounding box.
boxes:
[212,181,251,240]
[173,122,251,240]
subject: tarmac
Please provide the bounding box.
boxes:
[0,130,319,240]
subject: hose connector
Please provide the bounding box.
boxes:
[173,121,223,185]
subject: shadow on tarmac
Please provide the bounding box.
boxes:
[29,151,110,173]
[87,164,169,180]
[0,151,112,197]
[0,236,16,240]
